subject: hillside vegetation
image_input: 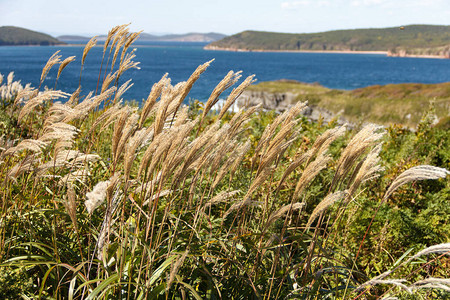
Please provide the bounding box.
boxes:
[246,81,450,127]
[0,26,64,46]
[0,25,449,299]
[206,25,450,57]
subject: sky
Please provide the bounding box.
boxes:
[1,0,450,37]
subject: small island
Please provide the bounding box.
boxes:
[205,25,450,59]
[0,26,64,46]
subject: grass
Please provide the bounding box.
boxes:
[0,24,449,299]
[247,80,450,127]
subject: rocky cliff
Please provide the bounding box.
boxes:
[236,90,349,126]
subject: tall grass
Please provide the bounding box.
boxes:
[0,25,449,299]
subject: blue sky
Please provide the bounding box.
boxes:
[1,0,449,36]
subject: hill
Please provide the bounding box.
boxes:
[139,32,226,42]
[0,26,64,46]
[206,25,450,58]
[58,32,226,43]
[57,35,91,42]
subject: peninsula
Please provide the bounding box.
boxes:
[205,25,450,58]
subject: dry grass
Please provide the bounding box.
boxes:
[0,24,448,299]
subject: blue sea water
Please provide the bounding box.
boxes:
[1,41,450,104]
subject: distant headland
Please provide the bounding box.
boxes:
[0,26,226,46]
[58,32,226,43]
[205,25,450,59]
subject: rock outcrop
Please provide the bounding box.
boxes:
[236,90,349,126]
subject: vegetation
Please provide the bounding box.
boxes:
[206,25,450,57]
[246,80,450,127]
[0,26,64,46]
[0,25,449,299]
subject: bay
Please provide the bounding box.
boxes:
[1,41,450,104]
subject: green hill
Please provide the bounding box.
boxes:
[0,26,64,46]
[206,25,450,57]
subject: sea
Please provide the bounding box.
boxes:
[1,41,450,104]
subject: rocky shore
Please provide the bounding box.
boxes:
[387,49,450,59]
[205,45,450,59]
[235,90,350,126]
[204,45,387,55]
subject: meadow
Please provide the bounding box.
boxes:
[0,25,449,299]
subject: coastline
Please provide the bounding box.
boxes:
[204,45,450,59]
[387,52,450,59]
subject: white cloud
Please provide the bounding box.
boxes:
[411,0,444,6]
[281,0,332,10]
[351,0,388,6]
[281,1,311,10]
[318,1,331,7]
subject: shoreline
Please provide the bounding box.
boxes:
[204,46,450,59]
[204,46,387,55]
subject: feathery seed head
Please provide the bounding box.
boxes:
[405,243,450,264]
[139,73,169,128]
[18,90,70,123]
[66,87,81,107]
[114,79,133,103]
[64,186,78,230]
[293,152,332,200]
[65,87,117,122]
[267,202,304,227]
[57,56,76,80]
[59,167,91,187]
[8,155,38,180]
[305,190,349,230]
[7,72,13,85]
[175,59,214,106]
[111,32,128,69]
[101,71,119,93]
[348,143,384,195]
[124,127,151,179]
[333,124,385,187]
[40,51,62,84]
[13,86,37,107]
[82,36,98,65]
[384,165,449,200]
[204,190,241,209]
[103,25,120,52]
[218,74,257,119]
[118,50,140,76]
[3,139,48,156]
[85,180,110,214]
[203,70,242,118]
[410,278,450,292]
[113,112,139,164]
